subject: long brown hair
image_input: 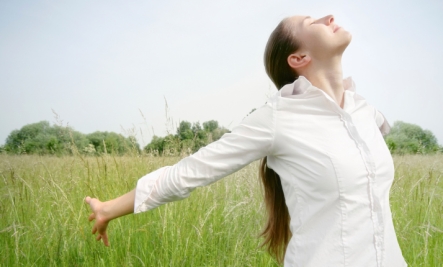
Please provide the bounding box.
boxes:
[259,18,300,264]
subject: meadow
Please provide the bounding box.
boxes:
[0,154,442,266]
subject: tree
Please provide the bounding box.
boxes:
[144,119,230,156]
[203,120,218,132]
[144,135,166,155]
[4,121,88,155]
[384,121,441,154]
[86,131,138,155]
[177,121,193,141]
[4,121,139,155]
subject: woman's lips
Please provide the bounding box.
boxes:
[334,26,341,33]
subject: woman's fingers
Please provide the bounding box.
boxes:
[102,234,109,246]
[94,233,109,246]
[85,196,109,246]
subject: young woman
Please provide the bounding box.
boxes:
[85,15,407,266]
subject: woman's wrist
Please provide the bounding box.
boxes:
[101,189,136,221]
[100,201,115,222]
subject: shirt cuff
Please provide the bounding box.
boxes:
[134,166,169,213]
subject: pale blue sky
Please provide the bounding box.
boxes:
[1,0,442,147]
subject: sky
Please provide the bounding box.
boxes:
[1,0,442,147]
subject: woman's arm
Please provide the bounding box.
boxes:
[85,102,275,246]
[84,189,135,246]
[134,103,275,213]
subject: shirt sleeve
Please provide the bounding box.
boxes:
[134,103,275,213]
[375,109,391,136]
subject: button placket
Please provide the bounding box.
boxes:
[338,110,385,267]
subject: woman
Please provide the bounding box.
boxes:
[85,15,407,266]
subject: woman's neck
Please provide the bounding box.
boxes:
[301,56,345,108]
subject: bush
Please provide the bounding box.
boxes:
[144,120,229,156]
[384,121,440,154]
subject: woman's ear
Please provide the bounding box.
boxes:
[287,53,311,70]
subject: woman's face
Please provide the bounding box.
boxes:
[288,15,352,60]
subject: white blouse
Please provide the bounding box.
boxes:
[134,76,407,267]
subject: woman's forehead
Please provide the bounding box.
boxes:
[292,15,310,20]
[285,15,310,33]
[288,15,311,25]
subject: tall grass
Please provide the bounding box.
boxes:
[0,154,442,266]
[389,154,443,266]
[0,154,276,266]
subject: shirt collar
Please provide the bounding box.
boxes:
[279,76,356,98]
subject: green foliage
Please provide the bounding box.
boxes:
[385,121,441,154]
[86,131,139,155]
[145,119,230,156]
[144,134,178,156]
[203,120,218,132]
[4,121,86,155]
[176,121,191,140]
[3,121,139,155]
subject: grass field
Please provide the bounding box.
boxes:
[1,154,442,266]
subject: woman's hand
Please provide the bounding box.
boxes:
[84,189,136,247]
[85,196,111,246]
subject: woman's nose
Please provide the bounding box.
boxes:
[320,15,334,25]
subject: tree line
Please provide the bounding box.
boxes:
[0,119,441,156]
[0,119,229,156]
[1,121,138,155]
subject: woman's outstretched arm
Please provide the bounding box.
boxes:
[134,103,275,213]
[84,189,135,246]
[84,102,275,246]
